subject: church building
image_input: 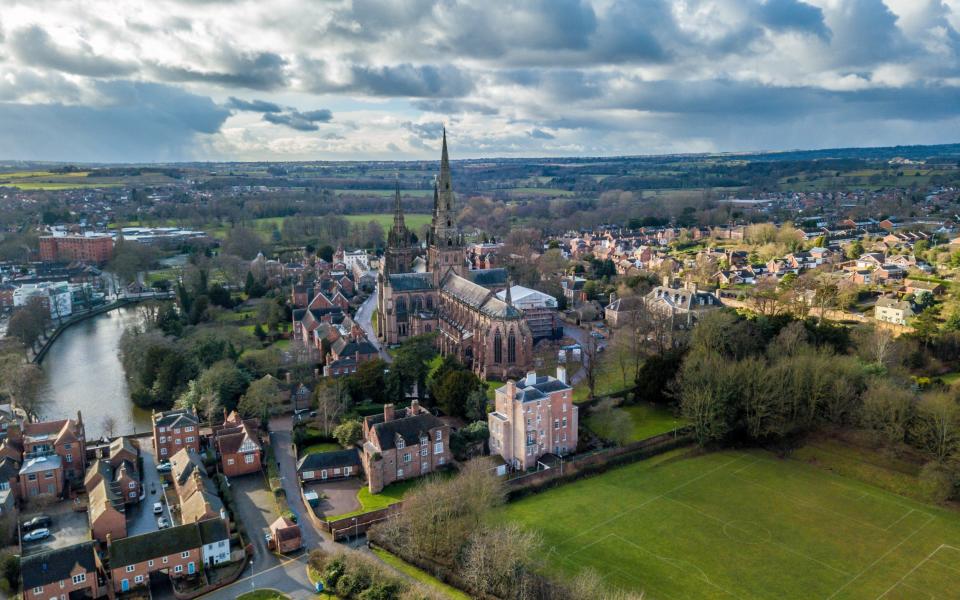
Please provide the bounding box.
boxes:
[377,131,533,380]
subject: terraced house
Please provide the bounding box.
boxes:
[22,541,105,600]
[107,523,203,593]
[152,408,200,459]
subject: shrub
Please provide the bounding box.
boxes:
[919,461,956,503]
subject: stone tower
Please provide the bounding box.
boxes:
[428,129,466,286]
[383,180,417,275]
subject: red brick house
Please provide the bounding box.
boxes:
[20,413,86,483]
[88,477,127,542]
[22,541,105,600]
[269,516,302,553]
[212,411,261,477]
[297,448,360,482]
[108,523,204,593]
[361,401,451,493]
[152,408,201,460]
[19,455,64,499]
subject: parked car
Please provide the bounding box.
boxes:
[23,515,52,531]
[23,528,51,542]
[590,331,606,339]
[264,532,272,544]
[153,502,164,515]
[156,462,173,473]
[157,517,170,529]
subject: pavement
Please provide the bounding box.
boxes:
[355,291,391,362]
[127,439,173,536]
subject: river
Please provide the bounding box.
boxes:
[38,306,150,439]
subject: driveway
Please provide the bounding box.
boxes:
[355,291,390,362]
[270,417,325,549]
[127,438,173,536]
[304,479,361,520]
[231,474,280,566]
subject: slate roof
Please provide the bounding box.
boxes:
[442,273,490,308]
[22,541,98,589]
[109,523,203,568]
[876,297,913,311]
[369,412,445,451]
[0,456,20,481]
[296,448,360,473]
[388,272,433,291]
[170,449,206,488]
[467,268,509,287]
[109,437,138,461]
[197,517,229,545]
[331,338,379,357]
[89,478,125,523]
[499,374,571,403]
[20,454,62,475]
[153,409,199,429]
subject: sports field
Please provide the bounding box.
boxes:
[499,448,960,599]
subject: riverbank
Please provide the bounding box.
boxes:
[30,292,174,364]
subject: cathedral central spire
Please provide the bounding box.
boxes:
[392,178,406,233]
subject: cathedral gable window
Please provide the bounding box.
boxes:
[508,330,516,363]
[494,330,502,364]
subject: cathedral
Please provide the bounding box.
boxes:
[377,131,533,380]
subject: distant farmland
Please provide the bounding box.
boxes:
[343,213,432,231]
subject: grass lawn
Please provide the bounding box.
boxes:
[573,357,632,403]
[302,442,341,455]
[938,371,960,385]
[587,403,686,442]
[343,213,431,231]
[498,447,960,599]
[372,547,471,600]
[236,590,290,600]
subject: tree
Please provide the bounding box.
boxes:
[911,393,960,461]
[588,399,632,445]
[314,380,349,436]
[222,226,263,260]
[109,238,157,285]
[238,375,282,421]
[348,359,386,404]
[845,240,865,260]
[854,325,898,368]
[912,305,941,348]
[859,380,913,445]
[333,420,362,448]
[318,245,335,262]
[197,360,250,414]
[432,369,483,418]
[7,297,50,349]
[101,416,118,439]
[465,389,488,422]
[0,360,45,417]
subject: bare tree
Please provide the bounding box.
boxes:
[581,334,600,402]
[855,325,898,368]
[101,416,118,439]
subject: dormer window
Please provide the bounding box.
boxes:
[396,437,405,450]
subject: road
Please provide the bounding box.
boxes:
[355,291,391,362]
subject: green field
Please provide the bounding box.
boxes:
[499,448,960,600]
[335,188,435,197]
[327,478,422,521]
[372,547,471,600]
[343,213,431,231]
[587,403,686,442]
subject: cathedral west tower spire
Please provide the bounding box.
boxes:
[428,128,466,285]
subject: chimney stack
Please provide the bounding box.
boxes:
[525,371,537,387]
[384,404,395,422]
[285,372,291,384]
[410,399,420,415]
[556,366,567,385]
[662,275,671,288]
[506,380,517,402]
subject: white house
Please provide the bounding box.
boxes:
[198,518,231,567]
[13,281,72,318]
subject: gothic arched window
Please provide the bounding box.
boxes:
[507,329,516,363]
[412,296,423,312]
[396,297,408,322]
[493,330,502,364]
[426,296,434,310]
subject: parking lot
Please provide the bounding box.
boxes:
[303,479,361,519]
[127,436,174,536]
[20,503,91,556]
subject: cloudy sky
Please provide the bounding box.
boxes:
[0,0,959,162]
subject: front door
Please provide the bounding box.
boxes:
[121,579,129,592]
[188,562,195,575]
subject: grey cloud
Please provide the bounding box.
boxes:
[301,57,473,98]
[528,128,555,140]
[757,0,830,39]
[9,25,137,77]
[402,121,445,139]
[226,97,283,113]
[412,99,499,115]
[262,109,334,131]
[0,81,229,162]
[0,69,81,102]
[150,50,288,91]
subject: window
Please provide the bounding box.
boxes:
[493,330,502,363]
[562,402,567,412]
[434,442,443,455]
[72,573,86,585]
[420,447,427,457]
[562,417,567,428]
[185,436,195,443]
[162,557,168,564]
[181,551,190,558]
[219,541,226,547]
[135,575,144,584]
[175,439,182,445]
[126,565,135,573]
[129,491,137,498]
[397,468,404,477]
[28,473,37,481]
[64,443,72,450]
[174,428,181,435]
[174,565,183,573]
[344,466,352,475]
[33,587,42,594]
[227,458,235,465]
[321,470,328,480]
[554,419,559,430]
[420,436,428,446]
[422,461,428,471]
[507,330,516,363]
[244,455,255,464]
[185,426,194,432]
[334,468,340,475]
[129,481,136,489]
[439,457,445,465]
[148,560,154,567]
[160,448,168,456]
[159,436,166,444]
[403,453,411,463]
[45,471,54,479]
[435,430,442,441]
[159,426,166,433]
[396,438,405,450]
